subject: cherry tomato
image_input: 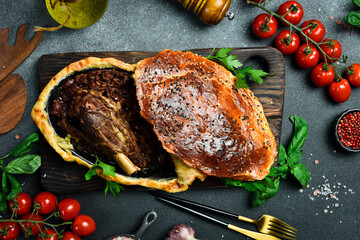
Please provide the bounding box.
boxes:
[300,19,326,43]
[295,43,320,68]
[33,192,57,215]
[20,213,44,236]
[0,222,20,240]
[277,1,304,25]
[346,63,360,87]
[275,30,300,55]
[252,13,278,39]
[58,199,81,221]
[72,215,96,237]
[319,39,342,62]
[37,229,58,240]
[311,62,335,87]
[8,192,32,216]
[329,78,351,103]
[63,232,81,240]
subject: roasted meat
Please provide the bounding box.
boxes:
[134,50,277,181]
[49,68,172,176]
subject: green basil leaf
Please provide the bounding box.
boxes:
[286,149,303,167]
[264,177,276,189]
[0,191,9,214]
[223,179,258,192]
[2,172,9,195]
[278,144,287,166]
[345,11,360,27]
[352,0,360,7]
[252,177,280,207]
[290,163,311,187]
[5,155,41,174]
[287,115,308,154]
[1,133,39,159]
[251,192,266,207]
[5,174,22,200]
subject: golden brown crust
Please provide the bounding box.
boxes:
[31,57,197,193]
[134,50,277,181]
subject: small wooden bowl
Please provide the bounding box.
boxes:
[335,108,360,153]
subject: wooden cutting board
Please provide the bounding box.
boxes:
[38,47,285,193]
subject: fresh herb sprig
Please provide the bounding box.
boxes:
[85,155,124,197]
[0,133,41,213]
[224,115,311,207]
[345,0,360,27]
[206,48,272,89]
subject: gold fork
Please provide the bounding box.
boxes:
[151,192,297,240]
[238,214,297,239]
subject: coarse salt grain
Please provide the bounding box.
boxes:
[324,209,328,213]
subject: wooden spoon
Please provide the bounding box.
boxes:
[0,74,27,134]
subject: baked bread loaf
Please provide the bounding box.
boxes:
[134,50,277,181]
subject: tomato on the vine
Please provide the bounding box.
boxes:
[58,199,81,221]
[346,63,360,87]
[72,215,96,237]
[300,19,326,43]
[277,1,304,25]
[33,192,57,215]
[252,13,278,39]
[37,229,58,240]
[20,213,44,236]
[319,39,342,62]
[295,43,320,68]
[0,222,20,240]
[275,30,300,55]
[8,192,32,216]
[311,62,335,87]
[329,78,351,103]
[62,232,81,240]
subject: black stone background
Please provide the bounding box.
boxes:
[0,0,359,239]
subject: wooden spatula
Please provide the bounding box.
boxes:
[0,74,27,134]
[0,24,43,81]
[0,25,42,134]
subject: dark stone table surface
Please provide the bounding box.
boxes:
[0,0,359,239]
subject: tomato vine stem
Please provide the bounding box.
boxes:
[246,0,345,79]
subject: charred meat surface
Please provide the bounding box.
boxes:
[135,50,277,181]
[49,68,173,175]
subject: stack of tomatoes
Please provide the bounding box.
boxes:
[252,0,360,103]
[0,192,96,240]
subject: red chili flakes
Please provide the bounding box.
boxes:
[329,16,334,20]
[14,135,20,140]
[337,111,360,150]
[314,160,319,165]
[336,20,342,25]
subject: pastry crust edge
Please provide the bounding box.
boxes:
[31,57,205,193]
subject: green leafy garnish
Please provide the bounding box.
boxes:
[224,115,311,207]
[85,154,124,197]
[206,48,272,89]
[0,133,41,213]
